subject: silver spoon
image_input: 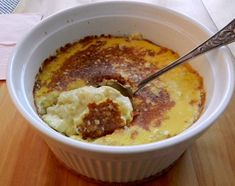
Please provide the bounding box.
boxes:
[106,19,235,99]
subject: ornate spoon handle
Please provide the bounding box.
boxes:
[136,19,235,93]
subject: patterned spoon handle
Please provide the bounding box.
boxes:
[136,19,235,92]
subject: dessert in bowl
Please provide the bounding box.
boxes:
[34,34,205,145]
[7,1,234,183]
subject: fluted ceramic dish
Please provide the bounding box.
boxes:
[7,1,234,183]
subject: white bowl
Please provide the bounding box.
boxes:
[7,1,234,183]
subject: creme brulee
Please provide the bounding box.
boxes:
[33,34,205,146]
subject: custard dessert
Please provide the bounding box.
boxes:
[41,86,133,138]
[34,34,205,146]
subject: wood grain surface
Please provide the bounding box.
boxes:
[0,81,235,186]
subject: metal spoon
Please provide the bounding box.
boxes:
[106,19,235,99]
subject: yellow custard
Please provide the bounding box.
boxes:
[34,34,205,146]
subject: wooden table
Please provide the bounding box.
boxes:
[1,79,235,185]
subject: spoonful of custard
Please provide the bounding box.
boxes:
[42,86,133,139]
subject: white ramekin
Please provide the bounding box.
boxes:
[7,1,234,183]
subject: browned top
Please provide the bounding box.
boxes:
[39,35,165,90]
[34,35,186,132]
[78,99,126,139]
[133,88,175,129]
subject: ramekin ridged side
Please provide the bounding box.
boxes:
[47,141,189,182]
